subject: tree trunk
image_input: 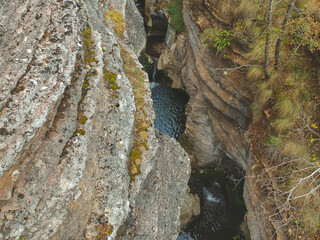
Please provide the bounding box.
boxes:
[274,0,297,69]
[264,0,275,80]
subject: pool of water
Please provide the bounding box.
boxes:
[146,55,189,139]
[151,82,189,139]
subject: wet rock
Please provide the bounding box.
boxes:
[149,12,168,37]
[200,181,226,233]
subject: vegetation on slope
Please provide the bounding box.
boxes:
[121,48,150,183]
[201,0,320,237]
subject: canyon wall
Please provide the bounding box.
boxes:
[0,0,190,239]
[154,0,280,239]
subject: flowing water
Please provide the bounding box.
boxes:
[177,169,247,240]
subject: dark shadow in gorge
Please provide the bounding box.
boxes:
[178,167,247,240]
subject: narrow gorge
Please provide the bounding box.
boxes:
[1,0,319,240]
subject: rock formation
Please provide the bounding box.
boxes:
[0,0,190,239]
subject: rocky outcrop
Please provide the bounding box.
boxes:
[125,0,146,57]
[243,166,271,240]
[0,0,190,239]
[157,26,185,89]
[179,186,200,230]
[121,131,190,239]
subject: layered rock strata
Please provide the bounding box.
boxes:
[0,0,190,239]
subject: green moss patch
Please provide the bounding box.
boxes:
[77,129,86,135]
[103,66,120,98]
[82,26,96,66]
[78,116,88,124]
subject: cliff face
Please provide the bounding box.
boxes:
[0,0,190,239]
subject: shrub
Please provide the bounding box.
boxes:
[202,27,233,53]
[167,0,185,33]
[288,16,320,53]
[265,135,283,147]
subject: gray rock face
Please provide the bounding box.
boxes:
[0,0,190,239]
[125,0,146,57]
[121,131,190,240]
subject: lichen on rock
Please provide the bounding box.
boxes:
[0,0,190,239]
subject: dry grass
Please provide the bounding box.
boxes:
[273,117,295,133]
[244,39,265,62]
[281,141,306,158]
[304,0,320,21]
[299,206,320,233]
[273,98,297,118]
[255,81,273,107]
[285,73,297,86]
[247,66,263,81]
[104,7,126,38]
[234,0,257,20]
[121,47,150,182]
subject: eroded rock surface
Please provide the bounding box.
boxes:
[0,0,190,239]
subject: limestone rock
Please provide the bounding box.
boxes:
[125,0,146,57]
[0,0,190,239]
